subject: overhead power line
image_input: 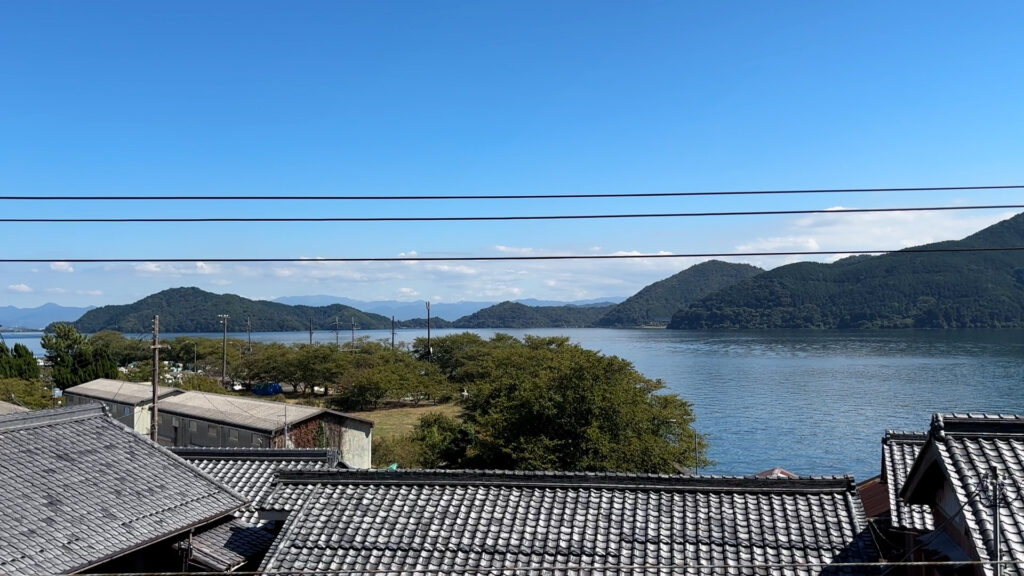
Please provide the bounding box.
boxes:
[1,204,1022,223]
[2,246,1023,264]
[1,184,1022,201]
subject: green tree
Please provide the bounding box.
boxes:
[88,331,149,367]
[413,412,475,468]
[0,378,51,410]
[41,323,118,390]
[12,344,40,380]
[420,333,710,473]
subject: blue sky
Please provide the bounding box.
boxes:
[2,1,1023,307]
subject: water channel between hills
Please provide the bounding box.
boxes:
[12,327,1024,482]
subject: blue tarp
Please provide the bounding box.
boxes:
[252,382,283,396]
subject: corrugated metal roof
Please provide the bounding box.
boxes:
[158,391,324,433]
[0,400,28,415]
[64,378,181,405]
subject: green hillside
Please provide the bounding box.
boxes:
[452,301,615,328]
[669,212,1024,329]
[72,287,395,332]
[594,260,764,327]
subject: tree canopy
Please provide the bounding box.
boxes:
[409,333,710,473]
[40,324,118,390]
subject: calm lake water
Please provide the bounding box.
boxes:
[10,328,1024,481]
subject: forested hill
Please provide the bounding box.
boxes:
[669,212,1024,329]
[72,287,395,332]
[452,301,616,328]
[594,260,764,327]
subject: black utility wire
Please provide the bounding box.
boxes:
[3,246,1023,264]
[2,204,1022,223]
[1,184,1022,201]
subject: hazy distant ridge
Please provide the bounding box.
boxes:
[0,303,95,331]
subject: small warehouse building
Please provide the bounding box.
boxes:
[63,378,183,435]
[155,391,373,468]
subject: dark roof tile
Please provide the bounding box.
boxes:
[258,469,878,575]
[0,405,245,576]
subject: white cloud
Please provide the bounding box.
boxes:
[397,287,420,298]
[133,261,221,276]
[46,287,67,294]
[732,209,1019,269]
[493,245,535,255]
[50,262,74,273]
[7,283,32,293]
[76,289,103,296]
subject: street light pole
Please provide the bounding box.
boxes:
[218,314,229,387]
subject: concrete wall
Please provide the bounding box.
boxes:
[266,414,372,468]
[339,417,372,469]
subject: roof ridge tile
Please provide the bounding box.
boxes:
[0,403,107,431]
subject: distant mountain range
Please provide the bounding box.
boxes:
[670,212,1024,329]
[272,296,626,321]
[22,212,1024,333]
[0,304,95,331]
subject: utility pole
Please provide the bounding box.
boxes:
[391,316,396,351]
[218,314,229,388]
[308,317,313,344]
[351,317,356,344]
[246,317,252,353]
[150,316,167,442]
[426,301,432,359]
[333,316,340,346]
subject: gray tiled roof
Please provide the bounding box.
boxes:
[0,405,246,576]
[881,431,932,531]
[259,470,879,575]
[0,399,28,415]
[185,519,278,572]
[903,413,1024,576]
[64,378,181,404]
[174,447,345,524]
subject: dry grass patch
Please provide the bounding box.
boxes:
[350,403,461,441]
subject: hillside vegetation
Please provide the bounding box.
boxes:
[451,301,615,328]
[594,260,763,327]
[670,212,1024,329]
[73,287,396,332]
